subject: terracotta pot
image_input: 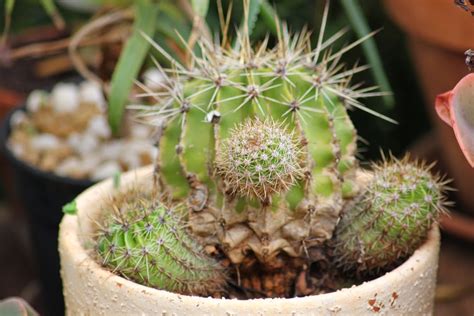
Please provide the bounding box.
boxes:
[384,0,474,214]
[59,166,441,315]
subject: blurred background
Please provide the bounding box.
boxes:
[0,0,473,315]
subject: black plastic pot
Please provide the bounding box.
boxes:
[0,107,95,316]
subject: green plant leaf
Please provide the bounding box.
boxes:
[108,0,159,135]
[191,0,209,18]
[5,0,15,14]
[259,0,278,35]
[244,0,262,36]
[1,0,15,43]
[39,0,65,29]
[63,200,78,215]
[340,0,394,110]
[233,0,262,49]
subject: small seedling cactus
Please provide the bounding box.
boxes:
[95,191,224,296]
[332,157,449,273]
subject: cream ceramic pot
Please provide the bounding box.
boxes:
[59,166,440,315]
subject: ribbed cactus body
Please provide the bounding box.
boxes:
[95,195,224,295]
[149,52,360,266]
[333,158,447,272]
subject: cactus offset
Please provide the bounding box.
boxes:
[95,191,225,295]
[215,119,306,202]
[332,157,449,273]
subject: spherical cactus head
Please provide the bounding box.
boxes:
[333,156,449,273]
[215,119,306,202]
[95,192,226,295]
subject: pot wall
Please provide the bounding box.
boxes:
[59,166,440,315]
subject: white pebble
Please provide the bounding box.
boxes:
[99,141,124,160]
[120,153,141,170]
[51,83,80,113]
[130,124,151,139]
[26,90,47,112]
[87,116,111,139]
[9,143,24,157]
[143,68,165,90]
[132,141,157,161]
[80,154,102,174]
[55,157,82,176]
[91,161,121,181]
[31,134,60,150]
[10,111,27,127]
[68,133,99,156]
[80,81,105,111]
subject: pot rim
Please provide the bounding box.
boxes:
[60,165,441,306]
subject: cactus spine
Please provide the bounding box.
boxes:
[95,192,225,295]
[332,157,448,273]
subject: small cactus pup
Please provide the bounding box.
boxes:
[215,118,306,203]
[332,156,449,273]
[95,190,225,296]
[133,1,390,297]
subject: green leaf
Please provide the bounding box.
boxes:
[2,0,15,43]
[39,0,65,29]
[108,0,159,135]
[244,0,262,36]
[259,0,278,35]
[39,0,57,15]
[233,0,261,49]
[5,0,15,14]
[340,0,394,110]
[63,200,78,215]
[191,0,209,18]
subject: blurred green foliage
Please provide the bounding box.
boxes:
[0,0,428,158]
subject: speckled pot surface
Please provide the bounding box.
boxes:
[59,166,440,315]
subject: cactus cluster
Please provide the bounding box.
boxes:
[90,2,450,298]
[332,157,449,273]
[133,3,377,280]
[95,191,224,296]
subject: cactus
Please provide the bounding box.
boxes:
[332,157,449,273]
[130,1,394,296]
[215,118,306,202]
[95,192,225,296]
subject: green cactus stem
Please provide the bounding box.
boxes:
[95,192,225,296]
[130,0,391,297]
[332,156,449,273]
